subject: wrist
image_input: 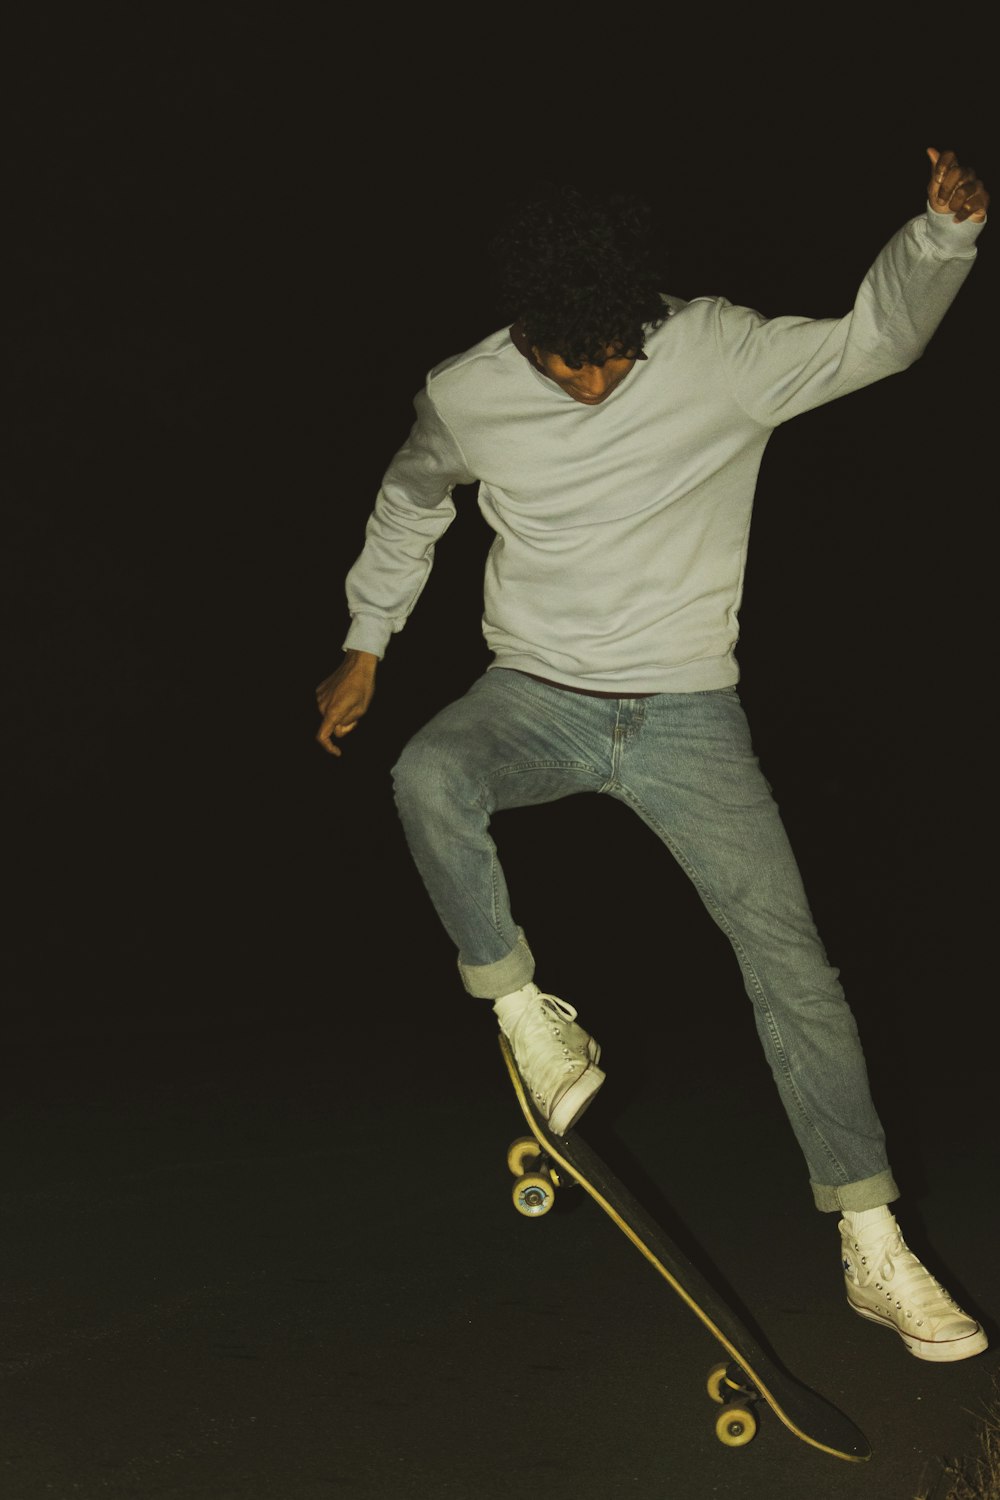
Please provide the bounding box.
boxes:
[345,649,379,673]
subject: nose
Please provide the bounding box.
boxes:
[575,365,614,398]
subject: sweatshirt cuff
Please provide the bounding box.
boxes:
[923,200,986,251]
[343,614,390,658]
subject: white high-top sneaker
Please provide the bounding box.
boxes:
[494,983,604,1136]
[840,1209,987,1362]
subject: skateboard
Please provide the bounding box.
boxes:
[499,1034,871,1462]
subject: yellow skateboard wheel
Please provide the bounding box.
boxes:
[706,1362,731,1404]
[512,1173,555,1217]
[507,1136,541,1176]
[715,1401,758,1448]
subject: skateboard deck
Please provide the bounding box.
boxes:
[499,1034,871,1462]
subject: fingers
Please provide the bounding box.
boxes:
[926,147,989,221]
[928,147,959,206]
[316,709,356,755]
[315,710,341,756]
[314,654,378,759]
[315,686,369,758]
[953,184,988,222]
[315,716,358,756]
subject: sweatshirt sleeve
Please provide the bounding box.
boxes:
[342,383,477,658]
[716,206,984,427]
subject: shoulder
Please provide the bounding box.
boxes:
[422,327,527,429]
[645,292,766,350]
[427,326,516,388]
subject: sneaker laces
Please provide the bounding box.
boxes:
[849,1226,964,1328]
[517,992,585,1076]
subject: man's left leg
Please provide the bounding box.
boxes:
[611,686,986,1362]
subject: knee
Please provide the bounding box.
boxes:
[392,730,479,823]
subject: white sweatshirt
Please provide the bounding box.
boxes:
[343,207,982,693]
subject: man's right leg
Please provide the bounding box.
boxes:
[390,669,608,1131]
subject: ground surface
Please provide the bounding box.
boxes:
[3,1006,997,1500]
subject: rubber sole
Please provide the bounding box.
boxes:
[847,1296,989,1362]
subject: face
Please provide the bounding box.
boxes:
[531,344,638,405]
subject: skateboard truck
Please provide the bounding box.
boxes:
[507,1134,565,1216]
[706,1361,761,1448]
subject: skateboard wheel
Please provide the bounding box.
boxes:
[706,1361,754,1405]
[714,1401,757,1448]
[512,1173,555,1217]
[706,1363,730,1404]
[506,1137,541,1176]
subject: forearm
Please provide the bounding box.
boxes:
[341,384,474,657]
[725,206,984,426]
[344,482,457,655]
[844,205,982,377]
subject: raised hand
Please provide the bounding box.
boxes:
[926,148,989,223]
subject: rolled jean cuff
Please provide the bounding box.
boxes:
[811,1169,901,1214]
[458,931,534,999]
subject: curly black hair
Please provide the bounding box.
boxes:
[490,182,667,367]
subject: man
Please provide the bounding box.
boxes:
[317,149,989,1362]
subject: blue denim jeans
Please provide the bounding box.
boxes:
[391,668,898,1213]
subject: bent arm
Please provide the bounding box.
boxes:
[720,200,985,428]
[316,383,475,758]
[343,385,476,659]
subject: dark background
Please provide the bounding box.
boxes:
[4,11,996,1497]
